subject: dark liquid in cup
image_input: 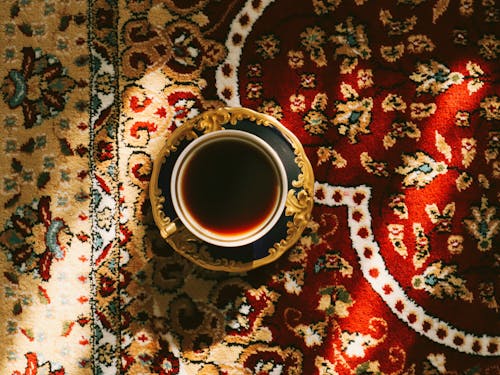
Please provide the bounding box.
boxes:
[181,138,281,237]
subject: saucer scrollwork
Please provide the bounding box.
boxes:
[150,107,314,272]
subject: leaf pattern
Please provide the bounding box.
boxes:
[435,131,452,161]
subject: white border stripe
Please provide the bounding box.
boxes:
[216,0,276,106]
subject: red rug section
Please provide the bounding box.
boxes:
[208,0,499,373]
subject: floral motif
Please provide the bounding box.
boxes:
[380,43,405,62]
[407,34,435,53]
[463,196,499,252]
[413,222,430,268]
[412,261,473,302]
[466,61,485,93]
[357,69,373,88]
[379,9,417,35]
[382,94,406,112]
[478,282,499,311]
[411,102,437,120]
[151,340,180,375]
[389,193,409,219]
[395,151,448,188]
[122,17,224,80]
[304,109,330,135]
[214,284,278,343]
[447,235,464,254]
[274,268,305,295]
[300,73,317,88]
[480,95,499,120]
[425,202,455,232]
[312,92,328,110]
[300,26,327,67]
[455,110,470,126]
[461,138,477,168]
[0,197,72,281]
[315,356,338,375]
[246,63,262,77]
[284,307,328,347]
[246,82,263,99]
[459,0,474,17]
[435,131,452,161]
[162,22,225,78]
[287,50,304,69]
[410,60,464,96]
[485,131,499,163]
[317,285,354,318]
[332,84,373,143]
[360,152,390,177]
[289,94,306,112]
[1,47,76,128]
[340,318,387,358]
[258,99,283,119]
[383,120,421,149]
[330,17,371,73]
[314,250,353,276]
[483,3,499,23]
[478,34,499,60]
[169,30,201,68]
[256,34,281,59]
[312,0,341,15]
[453,29,469,45]
[167,90,203,128]
[316,146,347,168]
[455,171,473,192]
[387,224,407,257]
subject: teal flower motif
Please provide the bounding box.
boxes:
[330,17,372,61]
[0,197,72,281]
[410,60,464,96]
[1,47,75,128]
[395,151,448,188]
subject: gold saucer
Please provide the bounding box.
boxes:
[150,107,314,272]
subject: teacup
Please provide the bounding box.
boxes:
[170,129,288,247]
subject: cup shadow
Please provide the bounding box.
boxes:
[125,200,277,368]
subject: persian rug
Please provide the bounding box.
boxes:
[0,0,499,374]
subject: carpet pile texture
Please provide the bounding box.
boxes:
[0,0,498,374]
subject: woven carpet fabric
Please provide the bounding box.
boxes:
[0,0,499,374]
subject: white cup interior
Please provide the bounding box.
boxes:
[170,129,288,247]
